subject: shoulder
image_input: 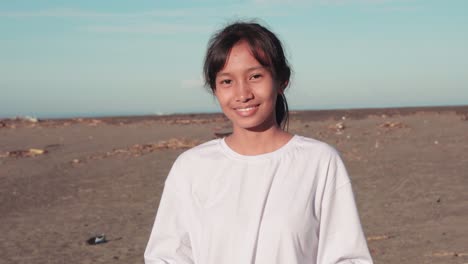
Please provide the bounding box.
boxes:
[292,135,341,161]
[165,138,222,186]
[294,136,352,197]
[169,138,225,175]
[176,138,223,162]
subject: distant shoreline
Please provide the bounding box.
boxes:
[2,105,468,123]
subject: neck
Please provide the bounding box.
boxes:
[225,125,293,156]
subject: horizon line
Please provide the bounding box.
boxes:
[2,104,467,121]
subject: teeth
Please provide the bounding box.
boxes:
[237,106,257,112]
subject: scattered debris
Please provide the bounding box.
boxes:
[0,114,230,129]
[72,138,201,164]
[2,148,48,158]
[87,234,108,245]
[29,148,45,155]
[70,118,103,127]
[159,116,228,125]
[378,121,407,129]
[425,251,468,257]
[87,119,102,126]
[0,116,41,129]
[367,234,394,241]
[154,138,201,149]
[20,116,39,123]
[328,122,346,134]
[86,234,122,245]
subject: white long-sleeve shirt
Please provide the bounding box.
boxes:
[145,135,373,264]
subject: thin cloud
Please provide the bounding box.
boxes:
[84,24,212,34]
[253,0,406,4]
[0,7,217,18]
[0,6,288,19]
[0,8,124,18]
[324,0,397,4]
[181,78,205,89]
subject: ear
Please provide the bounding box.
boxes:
[278,80,288,94]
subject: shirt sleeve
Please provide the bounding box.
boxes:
[316,150,373,264]
[144,158,194,264]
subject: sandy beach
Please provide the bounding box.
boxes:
[1,105,467,264]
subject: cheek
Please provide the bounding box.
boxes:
[261,84,279,101]
[214,91,230,107]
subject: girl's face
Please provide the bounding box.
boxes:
[214,41,280,132]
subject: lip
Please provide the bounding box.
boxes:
[233,104,260,117]
[233,104,260,110]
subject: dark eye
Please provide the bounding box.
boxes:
[250,74,262,80]
[220,79,232,85]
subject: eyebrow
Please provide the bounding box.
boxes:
[216,66,266,78]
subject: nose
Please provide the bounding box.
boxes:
[235,80,253,103]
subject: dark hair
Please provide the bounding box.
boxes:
[203,21,291,130]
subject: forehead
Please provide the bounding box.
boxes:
[218,41,265,74]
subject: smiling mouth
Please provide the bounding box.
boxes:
[233,104,260,117]
[235,105,259,112]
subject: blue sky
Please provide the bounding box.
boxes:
[1,0,467,118]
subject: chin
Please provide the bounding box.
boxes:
[232,118,277,132]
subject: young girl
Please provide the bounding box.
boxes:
[145,21,373,264]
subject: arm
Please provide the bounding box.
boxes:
[316,150,373,264]
[144,159,194,264]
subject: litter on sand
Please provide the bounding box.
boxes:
[425,251,468,257]
[366,235,394,241]
[86,234,122,245]
[328,122,346,134]
[71,138,201,165]
[378,121,407,129]
[87,235,108,245]
[2,148,48,158]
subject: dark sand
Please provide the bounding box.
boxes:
[1,106,467,264]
